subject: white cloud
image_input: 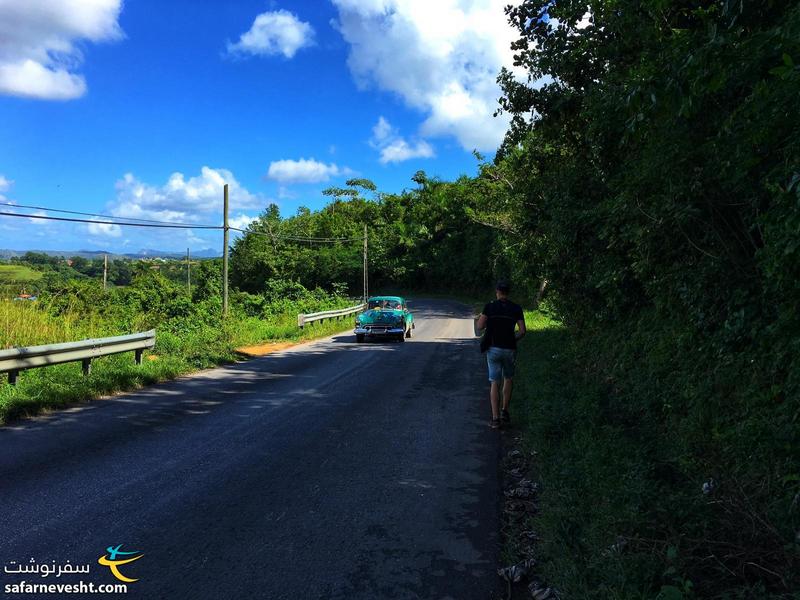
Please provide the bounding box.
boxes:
[0,174,11,201]
[370,116,434,164]
[266,158,351,184]
[227,10,314,59]
[108,166,264,224]
[29,210,50,227]
[379,138,434,164]
[0,177,19,230]
[0,0,123,100]
[331,0,524,150]
[87,219,122,237]
[372,116,393,143]
[228,214,257,231]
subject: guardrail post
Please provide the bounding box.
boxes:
[135,350,143,365]
[8,370,18,385]
[82,359,92,376]
[298,315,305,329]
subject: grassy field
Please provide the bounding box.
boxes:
[0,298,357,425]
[0,264,43,284]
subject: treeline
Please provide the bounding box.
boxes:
[230,174,517,298]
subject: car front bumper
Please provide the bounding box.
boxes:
[354,326,405,336]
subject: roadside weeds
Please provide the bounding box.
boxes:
[0,318,353,425]
[494,309,562,600]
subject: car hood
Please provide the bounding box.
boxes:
[358,309,404,324]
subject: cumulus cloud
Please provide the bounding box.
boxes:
[228,214,257,231]
[370,116,434,164]
[266,158,352,184]
[87,219,122,237]
[227,9,314,59]
[107,166,264,225]
[331,0,524,151]
[379,138,434,163]
[0,0,123,100]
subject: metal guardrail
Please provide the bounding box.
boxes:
[0,330,156,385]
[298,303,366,328]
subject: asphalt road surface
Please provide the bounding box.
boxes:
[0,299,500,600]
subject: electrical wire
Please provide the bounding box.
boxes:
[0,211,222,230]
[0,201,218,228]
[0,203,366,241]
[228,226,363,243]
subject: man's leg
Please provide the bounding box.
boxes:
[490,380,501,420]
[502,378,513,411]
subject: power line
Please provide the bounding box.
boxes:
[0,201,218,228]
[228,226,363,243]
[0,204,366,241]
[0,211,222,230]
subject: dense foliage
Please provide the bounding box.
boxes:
[492,0,800,596]
[230,175,516,298]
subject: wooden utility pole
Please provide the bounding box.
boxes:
[186,248,191,294]
[363,224,368,302]
[222,184,230,317]
[103,254,108,291]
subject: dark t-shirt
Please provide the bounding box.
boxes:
[482,299,525,350]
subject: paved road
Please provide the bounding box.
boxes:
[0,299,500,600]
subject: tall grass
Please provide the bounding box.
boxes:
[0,280,356,424]
[0,299,93,348]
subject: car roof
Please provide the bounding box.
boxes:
[368,295,405,302]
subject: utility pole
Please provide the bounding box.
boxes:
[103,254,108,291]
[223,184,229,317]
[363,224,368,302]
[186,247,191,295]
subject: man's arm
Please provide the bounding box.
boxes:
[515,319,526,341]
[476,313,488,333]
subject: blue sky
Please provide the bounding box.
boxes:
[0,0,521,253]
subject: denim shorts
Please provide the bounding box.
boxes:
[487,347,516,382]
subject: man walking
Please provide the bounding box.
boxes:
[476,281,526,429]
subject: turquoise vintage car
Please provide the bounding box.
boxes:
[354,296,415,343]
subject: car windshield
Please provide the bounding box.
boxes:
[369,299,402,310]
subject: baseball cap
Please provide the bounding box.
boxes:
[496,280,510,294]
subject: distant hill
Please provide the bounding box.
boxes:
[0,248,220,260]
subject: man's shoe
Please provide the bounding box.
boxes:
[501,409,510,424]
[490,418,501,429]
